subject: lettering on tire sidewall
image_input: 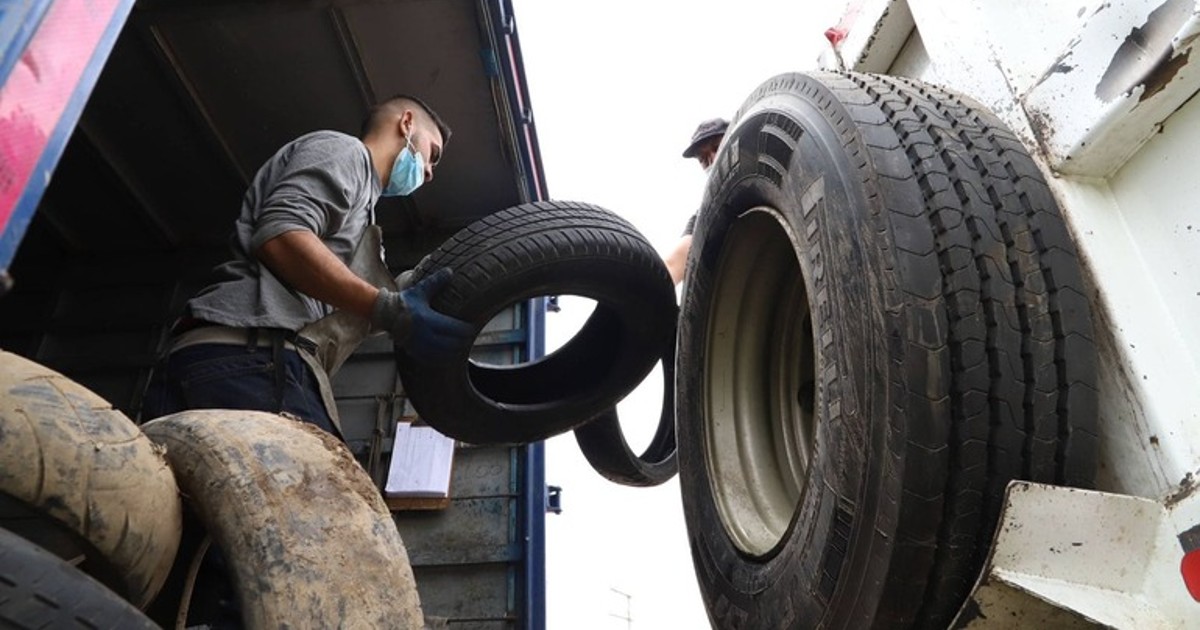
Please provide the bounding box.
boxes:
[682,78,875,626]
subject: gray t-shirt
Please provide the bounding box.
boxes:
[187,130,381,332]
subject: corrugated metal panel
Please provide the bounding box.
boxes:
[331,306,530,627]
[412,564,515,627]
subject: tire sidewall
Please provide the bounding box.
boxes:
[142,410,424,629]
[677,74,903,628]
[573,343,678,487]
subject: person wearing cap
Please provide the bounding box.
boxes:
[665,118,728,284]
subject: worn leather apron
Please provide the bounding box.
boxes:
[296,225,397,436]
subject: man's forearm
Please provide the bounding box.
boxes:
[665,235,692,285]
[256,230,378,318]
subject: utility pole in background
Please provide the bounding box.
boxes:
[609,587,632,629]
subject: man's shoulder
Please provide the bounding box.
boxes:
[289,130,365,154]
[272,130,371,177]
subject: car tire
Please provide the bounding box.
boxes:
[397,200,677,445]
[0,350,182,609]
[141,409,425,629]
[0,526,158,629]
[572,344,677,487]
[676,72,1098,629]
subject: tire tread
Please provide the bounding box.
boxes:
[840,73,1097,628]
[0,528,156,629]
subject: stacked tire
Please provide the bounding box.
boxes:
[1,351,427,628]
[676,72,1097,629]
[0,351,181,624]
[142,410,425,629]
[0,527,158,628]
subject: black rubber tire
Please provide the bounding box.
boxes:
[396,200,677,445]
[0,527,157,629]
[141,409,424,629]
[572,344,677,487]
[0,350,182,610]
[676,72,1098,630]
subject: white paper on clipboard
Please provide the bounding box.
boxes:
[384,422,455,498]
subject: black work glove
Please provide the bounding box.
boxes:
[371,268,474,362]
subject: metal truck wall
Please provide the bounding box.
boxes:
[333,306,536,628]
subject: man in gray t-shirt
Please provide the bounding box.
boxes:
[144,95,471,436]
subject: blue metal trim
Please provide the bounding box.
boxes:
[528,298,546,358]
[0,0,55,85]
[519,297,547,630]
[491,0,549,202]
[521,441,547,630]
[0,0,135,272]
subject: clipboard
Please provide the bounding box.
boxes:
[383,420,456,511]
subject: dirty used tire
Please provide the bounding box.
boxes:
[573,343,677,487]
[0,350,182,609]
[676,72,1098,630]
[397,200,677,445]
[141,409,424,629]
[0,526,158,629]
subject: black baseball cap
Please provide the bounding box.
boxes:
[682,118,729,158]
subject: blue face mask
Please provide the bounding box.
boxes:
[381,136,425,197]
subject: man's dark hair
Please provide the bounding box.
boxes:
[360,94,452,144]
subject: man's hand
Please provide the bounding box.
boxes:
[371,268,475,361]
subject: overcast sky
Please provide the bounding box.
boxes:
[509,1,850,627]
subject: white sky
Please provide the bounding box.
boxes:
[510,2,849,627]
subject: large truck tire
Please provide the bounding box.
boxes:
[0,350,181,610]
[141,409,424,629]
[573,343,677,487]
[676,72,1098,629]
[0,526,158,629]
[397,200,677,445]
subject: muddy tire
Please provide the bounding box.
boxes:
[141,409,424,629]
[0,350,182,609]
[0,526,157,629]
[677,72,1097,629]
[397,200,677,445]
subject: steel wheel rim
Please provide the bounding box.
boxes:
[703,207,816,557]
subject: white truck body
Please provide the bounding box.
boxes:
[825,1,1200,625]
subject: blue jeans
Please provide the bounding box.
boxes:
[143,341,336,436]
[143,338,342,628]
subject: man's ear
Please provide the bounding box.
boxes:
[398,110,414,137]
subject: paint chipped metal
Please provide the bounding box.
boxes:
[1096,0,1194,102]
